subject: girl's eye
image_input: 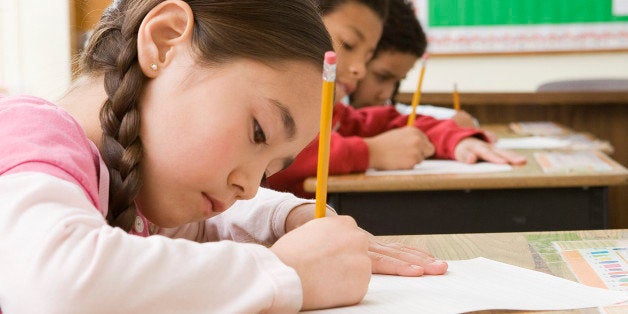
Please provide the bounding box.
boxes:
[342,41,354,51]
[253,119,267,144]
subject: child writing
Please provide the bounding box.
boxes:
[350,0,499,140]
[267,0,525,199]
[0,0,446,312]
[349,0,477,127]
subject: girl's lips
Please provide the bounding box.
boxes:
[201,193,227,217]
[337,81,356,96]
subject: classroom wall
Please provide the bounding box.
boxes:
[0,0,72,99]
[399,51,628,93]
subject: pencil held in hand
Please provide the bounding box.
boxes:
[453,83,461,111]
[315,51,336,218]
[407,53,428,126]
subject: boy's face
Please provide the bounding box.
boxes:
[352,50,418,108]
[136,57,321,228]
[322,1,383,100]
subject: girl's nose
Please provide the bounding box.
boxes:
[349,62,367,80]
[228,169,260,201]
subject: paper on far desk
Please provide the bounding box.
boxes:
[534,150,615,173]
[494,136,570,149]
[395,103,456,120]
[365,160,513,176]
[304,257,628,314]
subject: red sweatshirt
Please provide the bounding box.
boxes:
[267,103,487,198]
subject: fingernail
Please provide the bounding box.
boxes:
[410,265,423,270]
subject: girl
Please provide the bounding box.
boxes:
[349,0,504,143]
[0,0,444,312]
[268,0,525,198]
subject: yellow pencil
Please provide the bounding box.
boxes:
[315,51,337,218]
[453,83,461,111]
[407,53,428,126]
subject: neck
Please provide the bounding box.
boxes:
[58,75,107,149]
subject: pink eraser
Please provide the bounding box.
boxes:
[324,51,337,64]
[422,53,429,61]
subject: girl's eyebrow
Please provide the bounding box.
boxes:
[269,99,296,140]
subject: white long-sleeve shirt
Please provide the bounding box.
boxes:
[0,95,314,313]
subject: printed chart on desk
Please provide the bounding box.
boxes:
[554,240,628,313]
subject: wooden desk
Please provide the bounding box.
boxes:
[396,91,628,228]
[376,229,628,314]
[304,127,628,235]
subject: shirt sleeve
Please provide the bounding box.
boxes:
[348,105,489,159]
[158,187,326,245]
[0,172,302,313]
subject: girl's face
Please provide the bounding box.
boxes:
[137,56,322,227]
[322,1,383,100]
[351,50,418,108]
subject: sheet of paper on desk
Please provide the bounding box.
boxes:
[509,121,567,136]
[303,257,628,314]
[534,151,615,173]
[365,160,513,176]
[494,136,570,149]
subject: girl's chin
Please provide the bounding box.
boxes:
[335,88,347,101]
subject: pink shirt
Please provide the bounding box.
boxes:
[0,95,313,312]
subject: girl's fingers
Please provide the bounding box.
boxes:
[369,241,448,275]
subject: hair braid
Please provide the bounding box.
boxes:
[81,0,158,229]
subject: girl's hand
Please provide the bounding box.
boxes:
[368,235,448,276]
[286,205,448,277]
[454,137,527,165]
[364,127,435,170]
[271,216,371,310]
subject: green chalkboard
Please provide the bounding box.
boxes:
[428,0,628,27]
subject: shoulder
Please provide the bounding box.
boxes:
[0,95,87,138]
[0,95,102,209]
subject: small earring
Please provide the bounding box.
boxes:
[150,63,158,71]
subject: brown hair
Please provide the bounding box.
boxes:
[79,0,332,230]
[312,0,390,21]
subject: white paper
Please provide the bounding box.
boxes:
[304,257,628,314]
[495,136,571,149]
[534,151,615,173]
[395,103,456,120]
[365,160,512,176]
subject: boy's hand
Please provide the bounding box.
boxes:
[451,110,477,128]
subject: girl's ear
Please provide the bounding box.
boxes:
[137,0,194,78]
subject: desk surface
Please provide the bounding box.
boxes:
[396,91,628,106]
[304,124,628,193]
[377,229,628,314]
